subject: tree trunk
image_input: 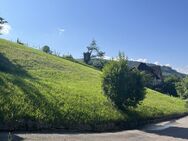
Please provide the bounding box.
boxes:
[83,52,91,64]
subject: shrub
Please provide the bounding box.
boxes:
[102,53,145,110]
[42,45,52,54]
[63,54,74,60]
[160,76,180,97]
[176,77,188,99]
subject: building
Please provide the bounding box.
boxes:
[128,61,163,86]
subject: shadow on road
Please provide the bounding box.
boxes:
[146,126,188,140]
[0,133,24,141]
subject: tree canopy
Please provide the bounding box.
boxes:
[83,40,105,64]
[176,77,188,99]
[0,17,8,24]
[42,45,52,54]
[0,17,8,34]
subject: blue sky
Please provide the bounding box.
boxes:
[0,0,188,73]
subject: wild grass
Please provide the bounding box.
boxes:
[0,38,187,130]
[134,89,187,119]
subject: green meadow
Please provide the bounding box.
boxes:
[0,38,187,130]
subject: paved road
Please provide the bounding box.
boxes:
[1,116,188,141]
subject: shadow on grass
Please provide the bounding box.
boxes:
[0,53,64,131]
[0,53,31,77]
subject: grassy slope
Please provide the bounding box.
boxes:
[0,38,187,130]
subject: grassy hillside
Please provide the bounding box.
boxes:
[0,38,187,131]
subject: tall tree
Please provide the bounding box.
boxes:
[83,40,105,64]
[0,17,7,24]
[0,17,8,34]
[176,77,188,99]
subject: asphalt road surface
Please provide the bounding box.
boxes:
[1,116,188,141]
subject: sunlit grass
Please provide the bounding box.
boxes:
[0,38,187,130]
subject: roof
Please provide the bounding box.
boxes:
[128,61,163,80]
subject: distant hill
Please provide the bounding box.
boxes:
[0,38,187,131]
[128,61,186,78]
[81,58,186,78]
[161,66,186,78]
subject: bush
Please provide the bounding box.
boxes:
[102,53,145,110]
[176,77,188,99]
[42,45,52,54]
[160,76,180,97]
[63,54,74,60]
[149,75,181,97]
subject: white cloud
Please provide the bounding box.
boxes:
[130,58,172,68]
[176,66,188,74]
[154,61,160,65]
[164,64,171,67]
[103,56,111,60]
[130,58,148,63]
[154,62,171,67]
[58,28,65,35]
[0,23,11,35]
